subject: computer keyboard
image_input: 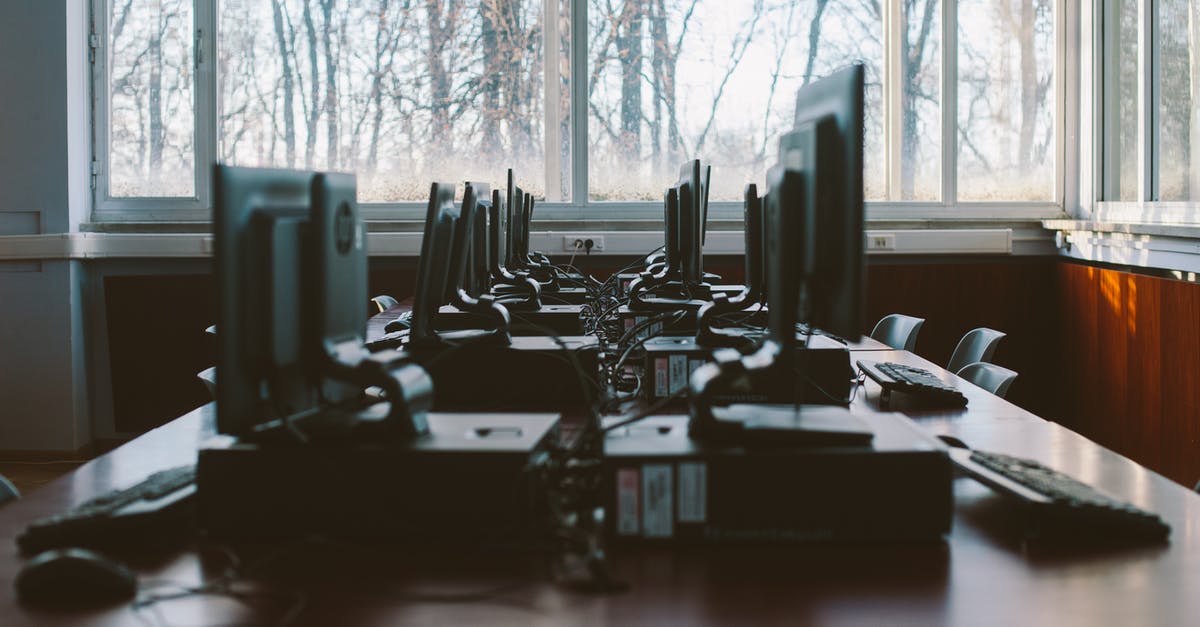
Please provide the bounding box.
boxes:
[17,465,196,554]
[857,360,968,408]
[950,448,1170,544]
[366,328,408,352]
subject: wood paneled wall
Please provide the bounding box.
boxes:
[865,259,1064,420]
[100,257,1200,487]
[1056,263,1200,487]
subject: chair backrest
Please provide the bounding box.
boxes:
[957,361,1017,398]
[947,327,1006,374]
[197,367,217,399]
[870,314,925,351]
[0,474,20,507]
[370,295,400,315]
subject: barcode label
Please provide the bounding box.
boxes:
[642,464,674,538]
[616,468,640,535]
[654,358,668,397]
[677,462,707,523]
[669,354,688,394]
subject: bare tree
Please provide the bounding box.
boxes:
[271,0,297,167]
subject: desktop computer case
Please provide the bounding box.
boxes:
[197,413,559,545]
[405,336,601,410]
[642,334,855,403]
[603,412,952,544]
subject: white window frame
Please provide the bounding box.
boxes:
[1094,0,1200,224]
[90,0,1072,225]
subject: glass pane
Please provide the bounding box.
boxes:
[1113,0,1139,200]
[586,0,885,202]
[107,0,195,198]
[218,0,570,203]
[957,0,1055,201]
[1159,0,1200,201]
[900,0,941,201]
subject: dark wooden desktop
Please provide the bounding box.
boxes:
[2,322,1198,625]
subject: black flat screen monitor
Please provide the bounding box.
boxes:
[675,159,708,286]
[790,63,865,341]
[489,188,509,278]
[214,165,316,436]
[309,172,368,406]
[450,183,486,300]
[410,182,459,343]
[743,183,764,299]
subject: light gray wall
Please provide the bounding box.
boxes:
[0,1,92,451]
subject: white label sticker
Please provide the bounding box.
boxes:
[654,358,669,397]
[616,468,640,535]
[669,354,688,394]
[642,464,674,538]
[677,462,708,523]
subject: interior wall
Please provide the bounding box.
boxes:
[0,1,91,452]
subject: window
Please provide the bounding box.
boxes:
[92,0,1063,221]
[1100,0,1200,211]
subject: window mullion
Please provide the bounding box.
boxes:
[570,0,588,211]
[941,0,957,206]
[1137,0,1159,201]
[195,0,216,214]
[884,0,903,201]
[543,0,563,202]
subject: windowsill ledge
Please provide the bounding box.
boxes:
[0,220,1054,261]
[1043,219,1200,240]
[1044,219,1200,274]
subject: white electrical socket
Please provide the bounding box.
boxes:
[865,233,896,251]
[562,235,605,252]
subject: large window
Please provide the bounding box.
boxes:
[92,0,1063,221]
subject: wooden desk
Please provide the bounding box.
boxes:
[3,351,1199,626]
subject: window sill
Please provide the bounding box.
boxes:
[1044,219,1200,274]
[1,220,1054,261]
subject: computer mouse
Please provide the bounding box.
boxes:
[15,548,137,608]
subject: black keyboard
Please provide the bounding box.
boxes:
[951,449,1170,544]
[366,328,408,351]
[857,360,968,408]
[17,465,196,554]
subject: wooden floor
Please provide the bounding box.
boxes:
[0,461,86,497]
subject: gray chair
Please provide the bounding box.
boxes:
[957,361,1017,399]
[197,366,216,399]
[947,327,1006,374]
[0,474,20,507]
[371,295,399,314]
[870,314,925,351]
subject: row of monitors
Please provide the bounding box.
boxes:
[211,63,865,437]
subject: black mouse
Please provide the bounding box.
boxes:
[15,548,137,608]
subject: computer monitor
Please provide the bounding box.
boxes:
[469,189,492,298]
[676,159,706,287]
[790,62,864,341]
[216,165,431,439]
[410,182,459,345]
[662,186,681,278]
[308,172,368,406]
[214,165,315,436]
[743,183,765,301]
[763,163,810,350]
